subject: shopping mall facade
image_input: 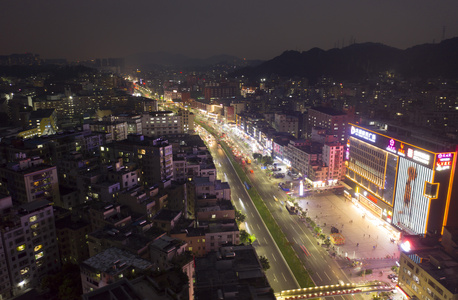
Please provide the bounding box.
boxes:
[345,123,457,236]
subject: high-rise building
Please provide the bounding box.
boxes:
[345,123,458,235]
[101,135,173,187]
[0,198,60,298]
[307,107,347,142]
[0,157,60,205]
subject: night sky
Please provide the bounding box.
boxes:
[2,0,458,61]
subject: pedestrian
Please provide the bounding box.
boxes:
[369,235,371,238]
[357,243,359,247]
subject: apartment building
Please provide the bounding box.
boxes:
[0,199,60,298]
[398,229,458,300]
[307,106,347,142]
[89,119,128,142]
[0,157,60,205]
[141,111,182,137]
[101,135,174,187]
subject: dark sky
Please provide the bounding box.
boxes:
[2,0,458,61]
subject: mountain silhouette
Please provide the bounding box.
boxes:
[231,38,458,82]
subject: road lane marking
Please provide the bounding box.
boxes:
[316,273,322,281]
[257,224,261,230]
[273,274,278,282]
[324,271,331,280]
[264,237,268,244]
[282,272,287,281]
[293,237,297,244]
[272,253,277,262]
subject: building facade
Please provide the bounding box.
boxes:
[0,200,60,298]
[346,123,458,235]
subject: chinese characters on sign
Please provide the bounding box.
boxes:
[436,152,454,171]
[350,126,376,143]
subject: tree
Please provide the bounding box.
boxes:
[253,153,262,161]
[259,255,270,271]
[42,263,82,300]
[261,155,273,166]
[239,229,256,244]
[235,209,246,225]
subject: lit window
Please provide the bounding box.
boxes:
[35,252,44,260]
[20,267,29,275]
[34,245,42,252]
[31,224,39,230]
[29,215,37,223]
[17,244,26,252]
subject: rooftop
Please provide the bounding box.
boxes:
[81,247,153,276]
[309,106,346,116]
[405,248,458,294]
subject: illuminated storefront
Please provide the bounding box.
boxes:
[346,124,457,235]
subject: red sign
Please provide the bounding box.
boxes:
[436,152,454,171]
[368,195,378,204]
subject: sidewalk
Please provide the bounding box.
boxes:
[296,191,401,287]
[297,193,400,260]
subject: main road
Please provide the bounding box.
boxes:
[203,123,366,300]
[206,136,300,293]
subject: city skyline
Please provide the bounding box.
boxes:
[2,0,458,61]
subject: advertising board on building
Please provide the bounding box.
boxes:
[349,124,435,169]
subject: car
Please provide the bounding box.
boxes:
[391,277,398,283]
[387,273,397,279]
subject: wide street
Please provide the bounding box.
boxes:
[200,120,401,300]
[207,134,300,292]
[164,103,401,299]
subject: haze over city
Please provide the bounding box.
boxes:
[2,1,458,300]
[2,0,458,61]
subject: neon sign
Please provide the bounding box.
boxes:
[397,143,406,157]
[412,150,430,165]
[350,126,376,143]
[386,139,396,153]
[436,152,454,171]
